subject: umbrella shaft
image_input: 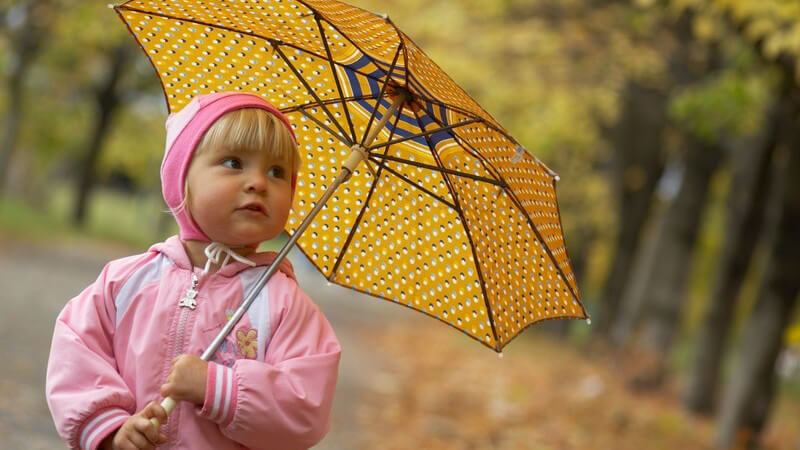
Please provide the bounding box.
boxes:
[364,91,406,147]
[200,166,350,361]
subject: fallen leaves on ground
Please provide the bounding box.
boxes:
[354,323,799,450]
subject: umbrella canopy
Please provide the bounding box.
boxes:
[115,0,588,352]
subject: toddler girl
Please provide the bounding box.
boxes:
[46,92,341,450]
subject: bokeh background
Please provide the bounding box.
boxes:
[1,0,799,449]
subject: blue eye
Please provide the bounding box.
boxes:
[221,158,241,169]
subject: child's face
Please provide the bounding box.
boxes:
[185,144,293,247]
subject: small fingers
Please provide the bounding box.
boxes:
[131,416,161,447]
[160,382,172,399]
[126,430,154,450]
[115,439,137,450]
[143,400,168,425]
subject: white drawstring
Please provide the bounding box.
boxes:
[202,241,257,275]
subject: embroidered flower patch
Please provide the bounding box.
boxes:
[236,328,258,359]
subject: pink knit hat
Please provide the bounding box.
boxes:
[161,92,298,241]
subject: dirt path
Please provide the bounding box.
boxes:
[0,237,413,449]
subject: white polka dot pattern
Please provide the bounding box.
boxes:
[116,0,586,351]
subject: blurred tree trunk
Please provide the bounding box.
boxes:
[72,44,131,226]
[610,13,723,360]
[683,92,785,415]
[599,9,706,337]
[0,1,51,191]
[594,80,667,335]
[715,134,800,448]
[616,136,725,380]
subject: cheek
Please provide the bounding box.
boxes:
[187,186,227,227]
[271,186,294,215]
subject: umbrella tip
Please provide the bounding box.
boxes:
[586,318,592,325]
[498,352,504,359]
[107,3,116,9]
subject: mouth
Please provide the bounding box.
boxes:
[238,202,267,216]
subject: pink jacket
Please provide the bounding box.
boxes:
[46,236,341,450]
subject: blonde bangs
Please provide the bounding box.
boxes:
[197,108,301,173]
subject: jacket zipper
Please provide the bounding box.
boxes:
[166,272,200,446]
[175,272,199,351]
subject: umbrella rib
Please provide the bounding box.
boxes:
[410,91,521,145]
[411,101,537,210]
[367,118,481,151]
[281,94,380,114]
[369,153,506,187]
[295,107,352,148]
[360,42,404,147]
[378,15,410,86]
[409,107,501,350]
[273,44,353,147]
[329,109,404,280]
[315,15,358,144]
[396,84,523,154]
[423,111,508,185]
[273,41,386,86]
[295,0,406,83]
[500,177,584,310]
[369,160,457,211]
[438,126,498,172]
[405,69,510,137]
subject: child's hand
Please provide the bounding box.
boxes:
[101,401,167,450]
[160,354,208,406]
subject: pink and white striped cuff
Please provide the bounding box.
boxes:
[199,362,238,426]
[79,407,130,450]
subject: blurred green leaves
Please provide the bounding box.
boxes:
[669,66,773,143]
[5,0,164,188]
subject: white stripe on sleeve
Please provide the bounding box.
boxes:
[80,408,129,450]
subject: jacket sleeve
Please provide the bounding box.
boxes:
[46,262,136,450]
[197,275,341,450]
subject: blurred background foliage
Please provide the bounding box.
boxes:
[1,0,799,448]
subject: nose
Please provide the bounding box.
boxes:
[244,169,267,193]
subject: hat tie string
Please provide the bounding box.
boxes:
[202,241,257,275]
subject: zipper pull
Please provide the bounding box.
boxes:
[178,273,199,309]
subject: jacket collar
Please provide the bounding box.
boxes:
[150,235,296,281]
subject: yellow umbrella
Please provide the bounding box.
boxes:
[114,0,588,356]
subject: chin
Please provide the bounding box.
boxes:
[227,233,278,248]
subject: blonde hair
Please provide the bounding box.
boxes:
[171,108,301,216]
[196,107,301,172]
